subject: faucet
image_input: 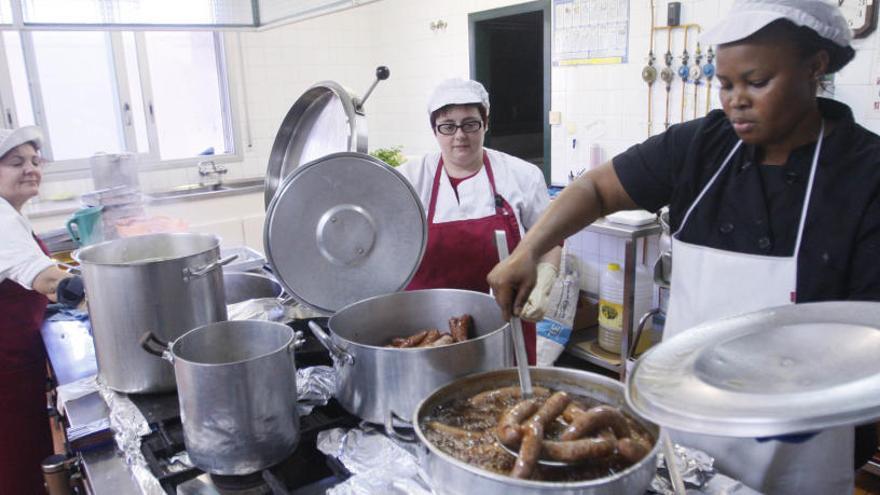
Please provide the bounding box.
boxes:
[197,160,228,188]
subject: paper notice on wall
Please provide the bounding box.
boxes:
[553,0,629,66]
[870,49,880,119]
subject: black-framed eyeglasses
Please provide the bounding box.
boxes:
[435,120,483,136]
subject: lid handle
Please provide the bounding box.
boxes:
[355,66,391,112]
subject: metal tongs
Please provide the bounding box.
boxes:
[493,230,533,399]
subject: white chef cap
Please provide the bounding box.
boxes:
[701,0,852,48]
[0,126,42,160]
[427,78,490,115]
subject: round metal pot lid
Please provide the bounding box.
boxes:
[626,301,880,437]
[265,81,368,208]
[264,152,426,314]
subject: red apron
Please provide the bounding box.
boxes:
[406,153,536,364]
[0,235,53,495]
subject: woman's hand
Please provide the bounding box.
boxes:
[487,247,539,321]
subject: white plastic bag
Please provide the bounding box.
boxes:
[536,250,580,366]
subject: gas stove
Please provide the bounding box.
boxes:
[131,393,358,495]
[128,318,359,495]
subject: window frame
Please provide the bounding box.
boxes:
[0,28,241,177]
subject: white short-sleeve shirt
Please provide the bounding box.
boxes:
[0,197,54,289]
[396,148,550,237]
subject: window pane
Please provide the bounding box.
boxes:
[0,0,12,24]
[145,32,229,160]
[22,0,254,25]
[3,32,35,126]
[32,31,123,160]
[122,33,148,152]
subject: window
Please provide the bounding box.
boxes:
[0,29,236,170]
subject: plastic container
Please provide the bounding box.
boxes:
[598,263,653,354]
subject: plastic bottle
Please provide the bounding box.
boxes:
[598,263,653,354]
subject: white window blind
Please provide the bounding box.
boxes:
[21,0,255,26]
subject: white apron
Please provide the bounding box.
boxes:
[664,122,854,495]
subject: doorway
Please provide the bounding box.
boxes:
[469,1,550,183]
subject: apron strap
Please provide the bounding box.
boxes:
[674,140,743,236]
[793,120,824,256]
[428,151,499,223]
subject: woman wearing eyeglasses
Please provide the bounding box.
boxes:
[397,78,561,364]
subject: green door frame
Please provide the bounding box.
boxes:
[468,0,552,184]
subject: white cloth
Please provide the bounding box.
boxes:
[664,122,854,495]
[0,197,54,289]
[396,148,549,238]
[701,0,852,47]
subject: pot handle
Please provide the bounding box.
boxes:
[384,410,416,443]
[182,254,238,282]
[308,321,354,365]
[140,332,173,362]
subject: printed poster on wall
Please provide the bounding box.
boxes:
[552,0,630,66]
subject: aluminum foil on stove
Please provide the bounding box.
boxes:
[317,427,432,495]
[297,365,336,416]
[649,443,760,494]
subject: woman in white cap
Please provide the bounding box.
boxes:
[0,126,81,493]
[397,78,561,364]
[488,0,877,492]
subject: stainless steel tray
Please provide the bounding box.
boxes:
[626,301,880,437]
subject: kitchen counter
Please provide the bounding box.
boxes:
[23,177,265,220]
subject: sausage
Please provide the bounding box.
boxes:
[427,333,455,347]
[510,422,543,479]
[416,329,442,347]
[469,386,551,406]
[617,436,652,463]
[527,391,571,430]
[541,431,617,462]
[390,330,428,348]
[449,314,473,342]
[496,399,540,448]
[425,421,482,440]
[560,404,630,441]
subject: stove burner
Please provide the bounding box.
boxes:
[210,472,271,494]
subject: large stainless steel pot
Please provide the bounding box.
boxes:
[141,320,299,475]
[309,289,512,435]
[413,367,661,495]
[74,233,231,393]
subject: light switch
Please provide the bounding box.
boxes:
[548,111,562,125]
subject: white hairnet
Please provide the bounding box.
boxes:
[701,0,852,47]
[427,78,490,115]
[0,126,42,160]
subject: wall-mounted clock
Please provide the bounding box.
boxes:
[839,0,878,39]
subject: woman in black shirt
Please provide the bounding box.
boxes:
[488,1,878,493]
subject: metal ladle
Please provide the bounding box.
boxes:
[493,230,574,467]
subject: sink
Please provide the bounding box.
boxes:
[146,178,264,201]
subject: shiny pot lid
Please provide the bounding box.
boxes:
[264,81,368,208]
[626,301,880,437]
[264,152,426,315]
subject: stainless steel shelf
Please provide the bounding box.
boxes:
[585,217,661,239]
[564,326,622,373]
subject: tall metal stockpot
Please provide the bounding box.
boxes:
[309,289,512,435]
[413,367,661,495]
[74,233,230,393]
[141,320,299,475]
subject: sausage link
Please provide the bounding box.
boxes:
[510,422,543,479]
[496,399,540,448]
[617,436,652,463]
[560,404,630,441]
[425,421,482,440]
[391,330,428,348]
[427,333,455,347]
[527,391,571,429]
[416,329,442,347]
[449,314,473,342]
[541,431,617,462]
[469,386,551,406]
